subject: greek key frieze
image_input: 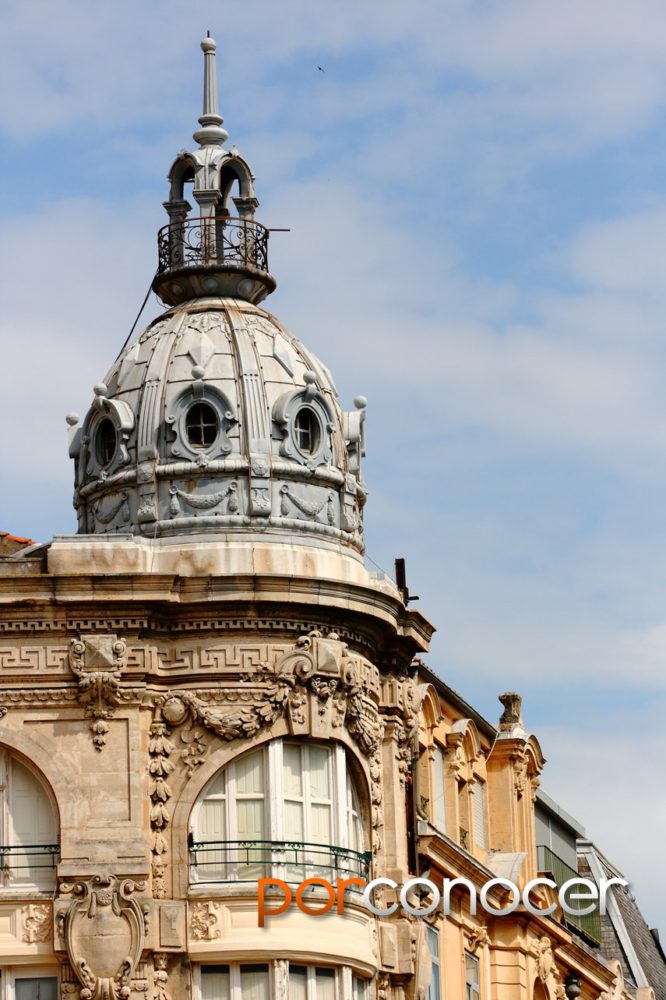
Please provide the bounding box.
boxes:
[0,645,69,672]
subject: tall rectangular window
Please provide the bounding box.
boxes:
[472,782,487,850]
[15,979,58,1000]
[352,977,368,1000]
[465,953,480,1000]
[201,966,230,1000]
[427,925,441,1000]
[288,965,339,1000]
[201,965,269,1000]
[432,745,446,832]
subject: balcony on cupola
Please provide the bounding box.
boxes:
[153,34,276,307]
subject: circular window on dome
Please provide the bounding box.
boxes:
[293,406,321,456]
[95,418,117,467]
[185,401,219,449]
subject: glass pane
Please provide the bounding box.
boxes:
[237,799,264,840]
[428,926,439,959]
[465,954,479,988]
[283,745,303,798]
[284,801,304,841]
[16,980,58,1000]
[347,770,363,854]
[235,750,264,794]
[236,799,266,879]
[200,799,226,840]
[289,966,308,1000]
[310,803,332,844]
[196,799,227,881]
[353,977,367,1000]
[201,966,230,1000]
[308,747,330,798]
[315,968,336,1000]
[240,965,269,1000]
[206,770,226,798]
[10,761,57,887]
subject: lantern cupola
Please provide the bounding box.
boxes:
[153,34,276,307]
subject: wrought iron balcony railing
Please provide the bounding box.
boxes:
[189,839,371,885]
[0,843,59,884]
[157,216,270,275]
[537,844,601,944]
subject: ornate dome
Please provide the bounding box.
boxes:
[67,38,367,558]
[69,299,367,553]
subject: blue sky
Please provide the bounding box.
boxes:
[2,0,666,925]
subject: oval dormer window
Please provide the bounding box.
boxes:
[95,418,117,467]
[293,406,320,456]
[185,401,219,449]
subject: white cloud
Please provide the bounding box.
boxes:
[538,717,666,928]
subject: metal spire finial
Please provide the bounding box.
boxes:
[193,34,228,147]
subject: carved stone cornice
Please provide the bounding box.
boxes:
[0,571,435,666]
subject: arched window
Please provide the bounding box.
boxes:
[293,407,321,455]
[185,402,219,449]
[95,418,117,467]
[0,750,58,889]
[190,740,366,884]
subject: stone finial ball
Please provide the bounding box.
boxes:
[93,383,108,397]
[303,370,317,385]
[65,413,80,427]
[201,36,217,52]
[353,395,367,409]
[192,365,205,380]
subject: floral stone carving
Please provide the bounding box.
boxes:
[22,903,52,943]
[190,900,222,941]
[68,635,128,750]
[147,631,382,895]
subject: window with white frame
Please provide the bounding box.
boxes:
[0,751,58,889]
[289,965,337,1000]
[465,953,480,1000]
[471,781,487,851]
[427,926,442,1000]
[191,740,365,883]
[198,964,368,1000]
[200,964,269,1000]
[2,970,58,1000]
[351,975,368,1000]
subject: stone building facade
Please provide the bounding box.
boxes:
[0,34,662,1000]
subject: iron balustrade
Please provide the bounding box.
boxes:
[0,843,59,881]
[157,216,270,274]
[537,844,601,944]
[189,839,372,885]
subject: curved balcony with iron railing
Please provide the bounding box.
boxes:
[189,838,371,886]
[153,216,276,306]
